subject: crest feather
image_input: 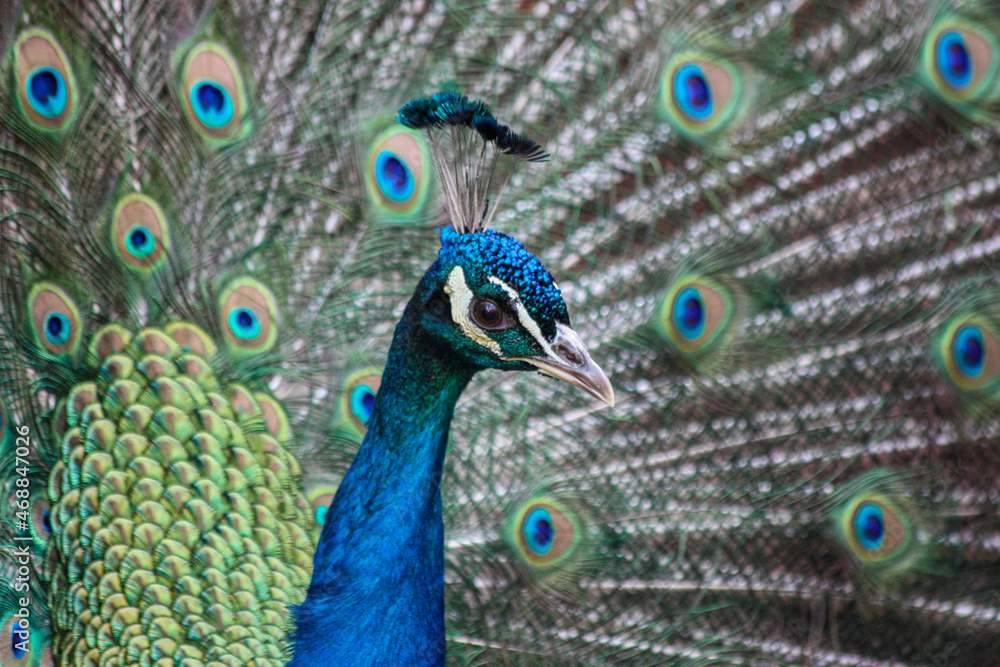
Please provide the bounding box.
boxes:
[396,93,547,234]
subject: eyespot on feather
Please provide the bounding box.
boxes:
[13,28,77,132]
[921,17,1000,106]
[29,283,82,357]
[110,194,170,273]
[0,611,32,667]
[509,497,581,567]
[839,494,911,565]
[365,127,432,220]
[659,52,741,137]
[935,314,1000,401]
[339,368,382,436]
[219,278,278,355]
[659,275,734,356]
[178,42,247,142]
[308,486,339,527]
[30,496,52,547]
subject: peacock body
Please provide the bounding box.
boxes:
[2,0,1000,665]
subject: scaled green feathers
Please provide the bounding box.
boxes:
[44,323,316,664]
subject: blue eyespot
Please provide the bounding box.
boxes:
[853,503,885,552]
[673,63,713,121]
[45,312,71,345]
[42,508,52,535]
[524,507,555,555]
[10,619,28,659]
[953,325,985,378]
[125,226,156,259]
[936,31,973,89]
[350,385,376,425]
[673,287,705,340]
[26,66,67,118]
[314,505,328,526]
[190,80,235,129]
[228,308,261,340]
[374,151,415,202]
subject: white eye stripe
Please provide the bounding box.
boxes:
[488,276,557,359]
[445,266,503,356]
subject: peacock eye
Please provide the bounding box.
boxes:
[340,368,383,436]
[853,502,886,551]
[229,308,261,339]
[364,126,433,223]
[45,313,71,344]
[27,67,66,117]
[307,486,339,528]
[15,28,78,133]
[32,497,52,544]
[659,52,742,137]
[191,80,234,128]
[219,277,279,356]
[509,497,582,568]
[470,298,510,330]
[831,472,922,582]
[1,611,31,664]
[661,275,734,356]
[921,17,1000,106]
[111,194,171,273]
[937,31,973,89]
[351,384,376,425]
[177,41,247,144]
[935,313,1000,399]
[844,497,909,562]
[953,324,985,377]
[30,283,82,356]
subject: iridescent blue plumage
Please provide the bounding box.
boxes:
[937,32,973,89]
[524,507,555,555]
[191,80,234,128]
[954,324,985,377]
[674,286,706,339]
[674,63,714,120]
[854,503,886,551]
[374,151,414,201]
[27,68,65,117]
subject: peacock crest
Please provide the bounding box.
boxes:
[396,92,548,234]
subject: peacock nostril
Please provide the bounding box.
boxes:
[555,342,583,366]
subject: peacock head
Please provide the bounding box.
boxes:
[415,227,614,406]
[395,92,613,406]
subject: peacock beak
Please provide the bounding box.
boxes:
[514,322,615,407]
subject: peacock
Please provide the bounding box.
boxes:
[288,93,614,665]
[2,0,1000,665]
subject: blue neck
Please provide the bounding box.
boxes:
[290,296,473,666]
